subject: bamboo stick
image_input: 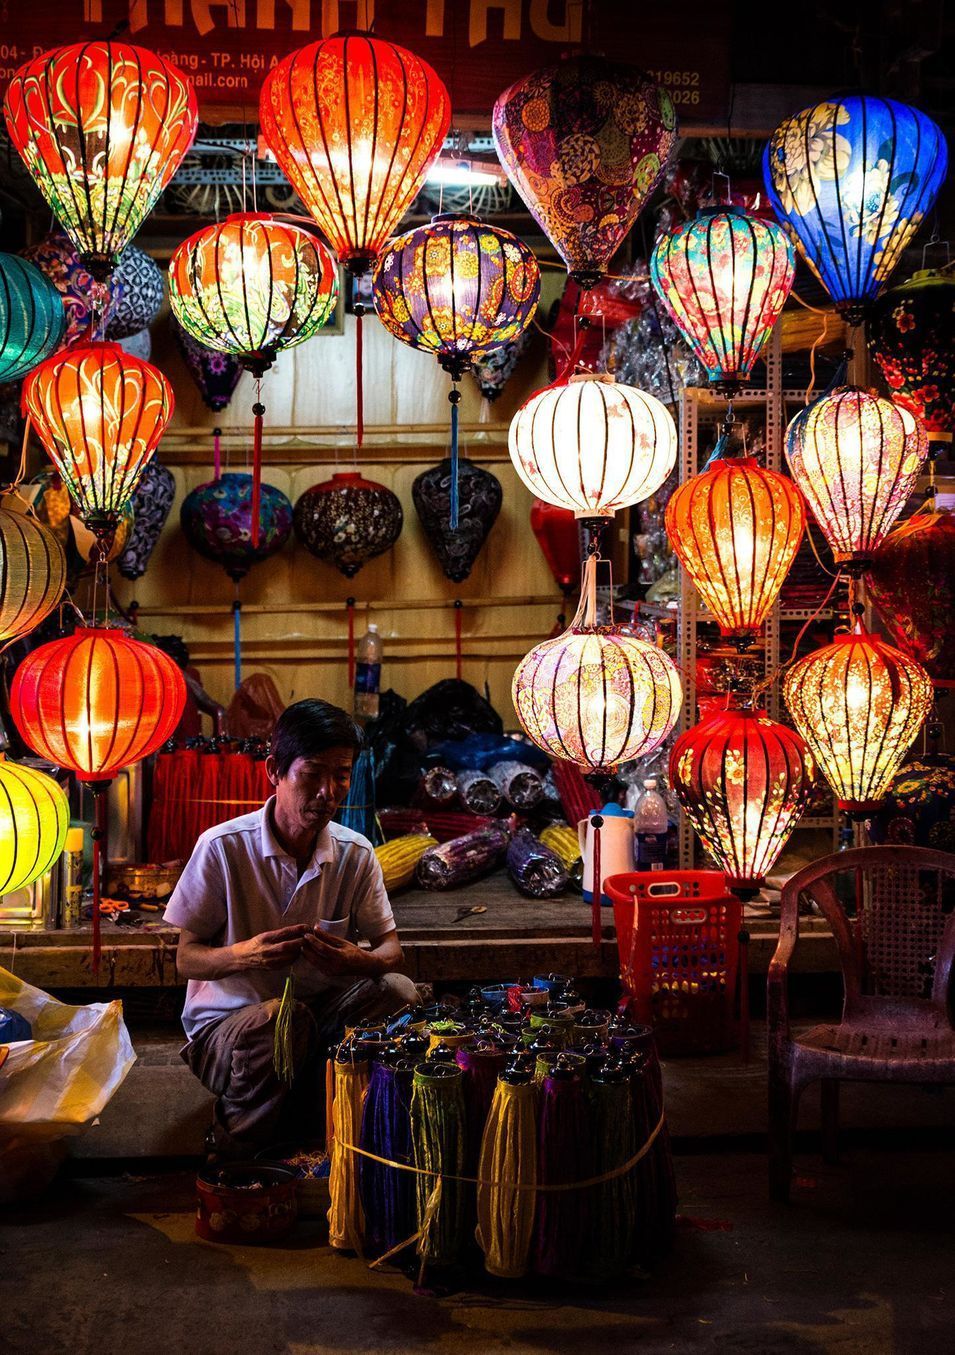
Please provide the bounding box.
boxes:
[129,594,564,618]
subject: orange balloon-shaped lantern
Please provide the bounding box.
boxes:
[3,41,197,276]
[670,704,815,897]
[23,341,173,544]
[259,33,450,275]
[665,456,805,646]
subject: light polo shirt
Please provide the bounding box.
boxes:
[163,798,395,1040]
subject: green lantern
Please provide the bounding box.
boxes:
[0,253,65,383]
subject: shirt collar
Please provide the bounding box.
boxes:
[260,797,336,868]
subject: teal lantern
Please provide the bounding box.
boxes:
[0,253,65,383]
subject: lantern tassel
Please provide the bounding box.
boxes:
[454,599,463,680]
[449,386,461,530]
[251,395,265,549]
[233,596,242,690]
[213,426,222,481]
[347,597,356,688]
[91,785,109,977]
[591,815,603,950]
[356,305,365,454]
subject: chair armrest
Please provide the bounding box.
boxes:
[767,917,798,1046]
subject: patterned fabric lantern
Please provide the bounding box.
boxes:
[104,245,164,340]
[3,41,197,276]
[0,253,65,382]
[649,208,795,394]
[509,374,676,519]
[865,506,955,687]
[293,473,402,578]
[783,618,933,812]
[24,232,158,344]
[374,214,540,527]
[513,555,682,773]
[170,317,242,413]
[868,270,955,447]
[763,96,947,323]
[670,705,815,897]
[530,498,580,594]
[785,387,927,567]
[0,498,66,644]
[180,473,292,584]
[0,757,69,898]
[665,456,805,645]
[259,33,450,276]
[471,330,533,404]
[117,460,176,581]
[23,340,173,544]
[412,458,501,584]
[493,55,677,288]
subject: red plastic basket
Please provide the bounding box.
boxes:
[605,871,742,1056]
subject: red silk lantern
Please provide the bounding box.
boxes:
[665,456,805,645]
[866,507,955,687]
[530,498,579,594]
[670,705,815,897]
[868,269,955,448]
[259,33,450,276]
[23,341,173,544]
[3,41,197,277]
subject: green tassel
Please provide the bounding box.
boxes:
[273,975,296,1084]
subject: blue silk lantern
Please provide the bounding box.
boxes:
[0,253,65,383]
[764,96,947,324]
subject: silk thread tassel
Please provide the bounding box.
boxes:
[475,1076,538,1279]
[591,816,603,949]
[232,594,242,690]
[355,304,365,453]
[213,426,222,481]
[454,600,463,681]
[328,1053,370,1252]
[272,975,296,1084]
[359,1061,416,1259]
[251,393,264,548]
[410,1063,466,1271]
[449,385,461,530]
[347,597,356,688]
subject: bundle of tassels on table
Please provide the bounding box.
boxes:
[324,977,676,1290]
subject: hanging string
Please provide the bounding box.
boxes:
[453,599,463,680]
[251,381,264,549]
[213,426,222,481]
[347,597,356,688]
[804,311,831,406]
[355,302,365,460]
[449,383,461,529]
[749,569,844,705]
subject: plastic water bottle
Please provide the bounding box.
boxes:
[632,778,669,871]
[354,623,382,720]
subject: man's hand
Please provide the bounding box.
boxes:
[302,928,376,978]
[230,924,310,972]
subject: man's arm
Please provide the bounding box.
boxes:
[302,926,403,979]
[175,924,310,981]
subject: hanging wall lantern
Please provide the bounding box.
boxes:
[763,95,947,324]
[865,506,955,688]
[867,269,955,449]
[23,340,173,547]
[117,460,176,582]
[0,253,65,383]
[530,498,580,595]
[670,705,815,898]
[493,55,677,288]
[3,41,198,277]
[412,458,502,584]
[293,473,402,579]
[0,498,67,645]
[649,207,795,395]
[665,455,805,646]
[782,616,933,813]
[0,756,69,898]
[259,32,450,277]
[785,386,927,568]
[509,374,676,520]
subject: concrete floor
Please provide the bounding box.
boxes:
[2,1146,954,1355]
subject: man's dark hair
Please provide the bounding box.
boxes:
[269,699,363,777]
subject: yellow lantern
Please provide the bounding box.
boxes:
[0,497,66,645]
[0,755,69,897]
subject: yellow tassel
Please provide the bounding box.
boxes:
[272,975,296,1085]
[327,1057,370,1252]
[475,1078,538,1278]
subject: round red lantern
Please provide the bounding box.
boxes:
[530,498,579,594]
[865,506,955,687]
[670,704,815,897]
[868,269,955,448]
[259,33,450,276]
[665,455,805,645]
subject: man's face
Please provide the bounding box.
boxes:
[269,746,354,833]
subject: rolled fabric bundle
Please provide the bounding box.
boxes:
[533,1059,592,1279]
[476,1072,538,1279]
[374,834,438,892]
[327,1051,371,1252]
[358,1060,417,1259]
[418,809,494,843]
[456,769,503,815]
[539,824,583,873]
[581,1070,639,1280]
[488,760,543,809]
[506,828,568,898]
[416,825,509,890]
[378,807,431,839]
[410,1062,467,1267]
[417,765,459,807]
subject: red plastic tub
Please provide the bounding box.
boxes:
[605,871,742,1055]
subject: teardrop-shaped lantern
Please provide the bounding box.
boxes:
[763,95,947,324]
[0,756,69,898]
[867,269,955,449]
[786,386,928,568]
[665,456,805,644]
[180,473,293,584]
[117,460,176,582]
[513,555,682,772]
[412,458,501,584]
[23,340,173,543]
[649,208,795,395]
[865,506,955,688]
[170,316,242,413]
[293,473,402,579]
[260,33,450,276]
[782,618,933,812]
[670,704,815,897]
[530,498,580,594]
[0,498,66,645]
[509,374,676,518]
[3,41,198,276]
[493,55,678,288]
[0,253,65,383]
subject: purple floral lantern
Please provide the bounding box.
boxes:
[171,315,243,413]
[180,472,292,583]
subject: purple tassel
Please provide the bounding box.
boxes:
[533,1066,592,1279]
[358,1062,416,1259]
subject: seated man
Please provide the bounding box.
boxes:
[164,698,419,1158]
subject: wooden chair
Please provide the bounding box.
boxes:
[767,845,955,1201]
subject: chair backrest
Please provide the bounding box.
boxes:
[780,845,955,1019]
